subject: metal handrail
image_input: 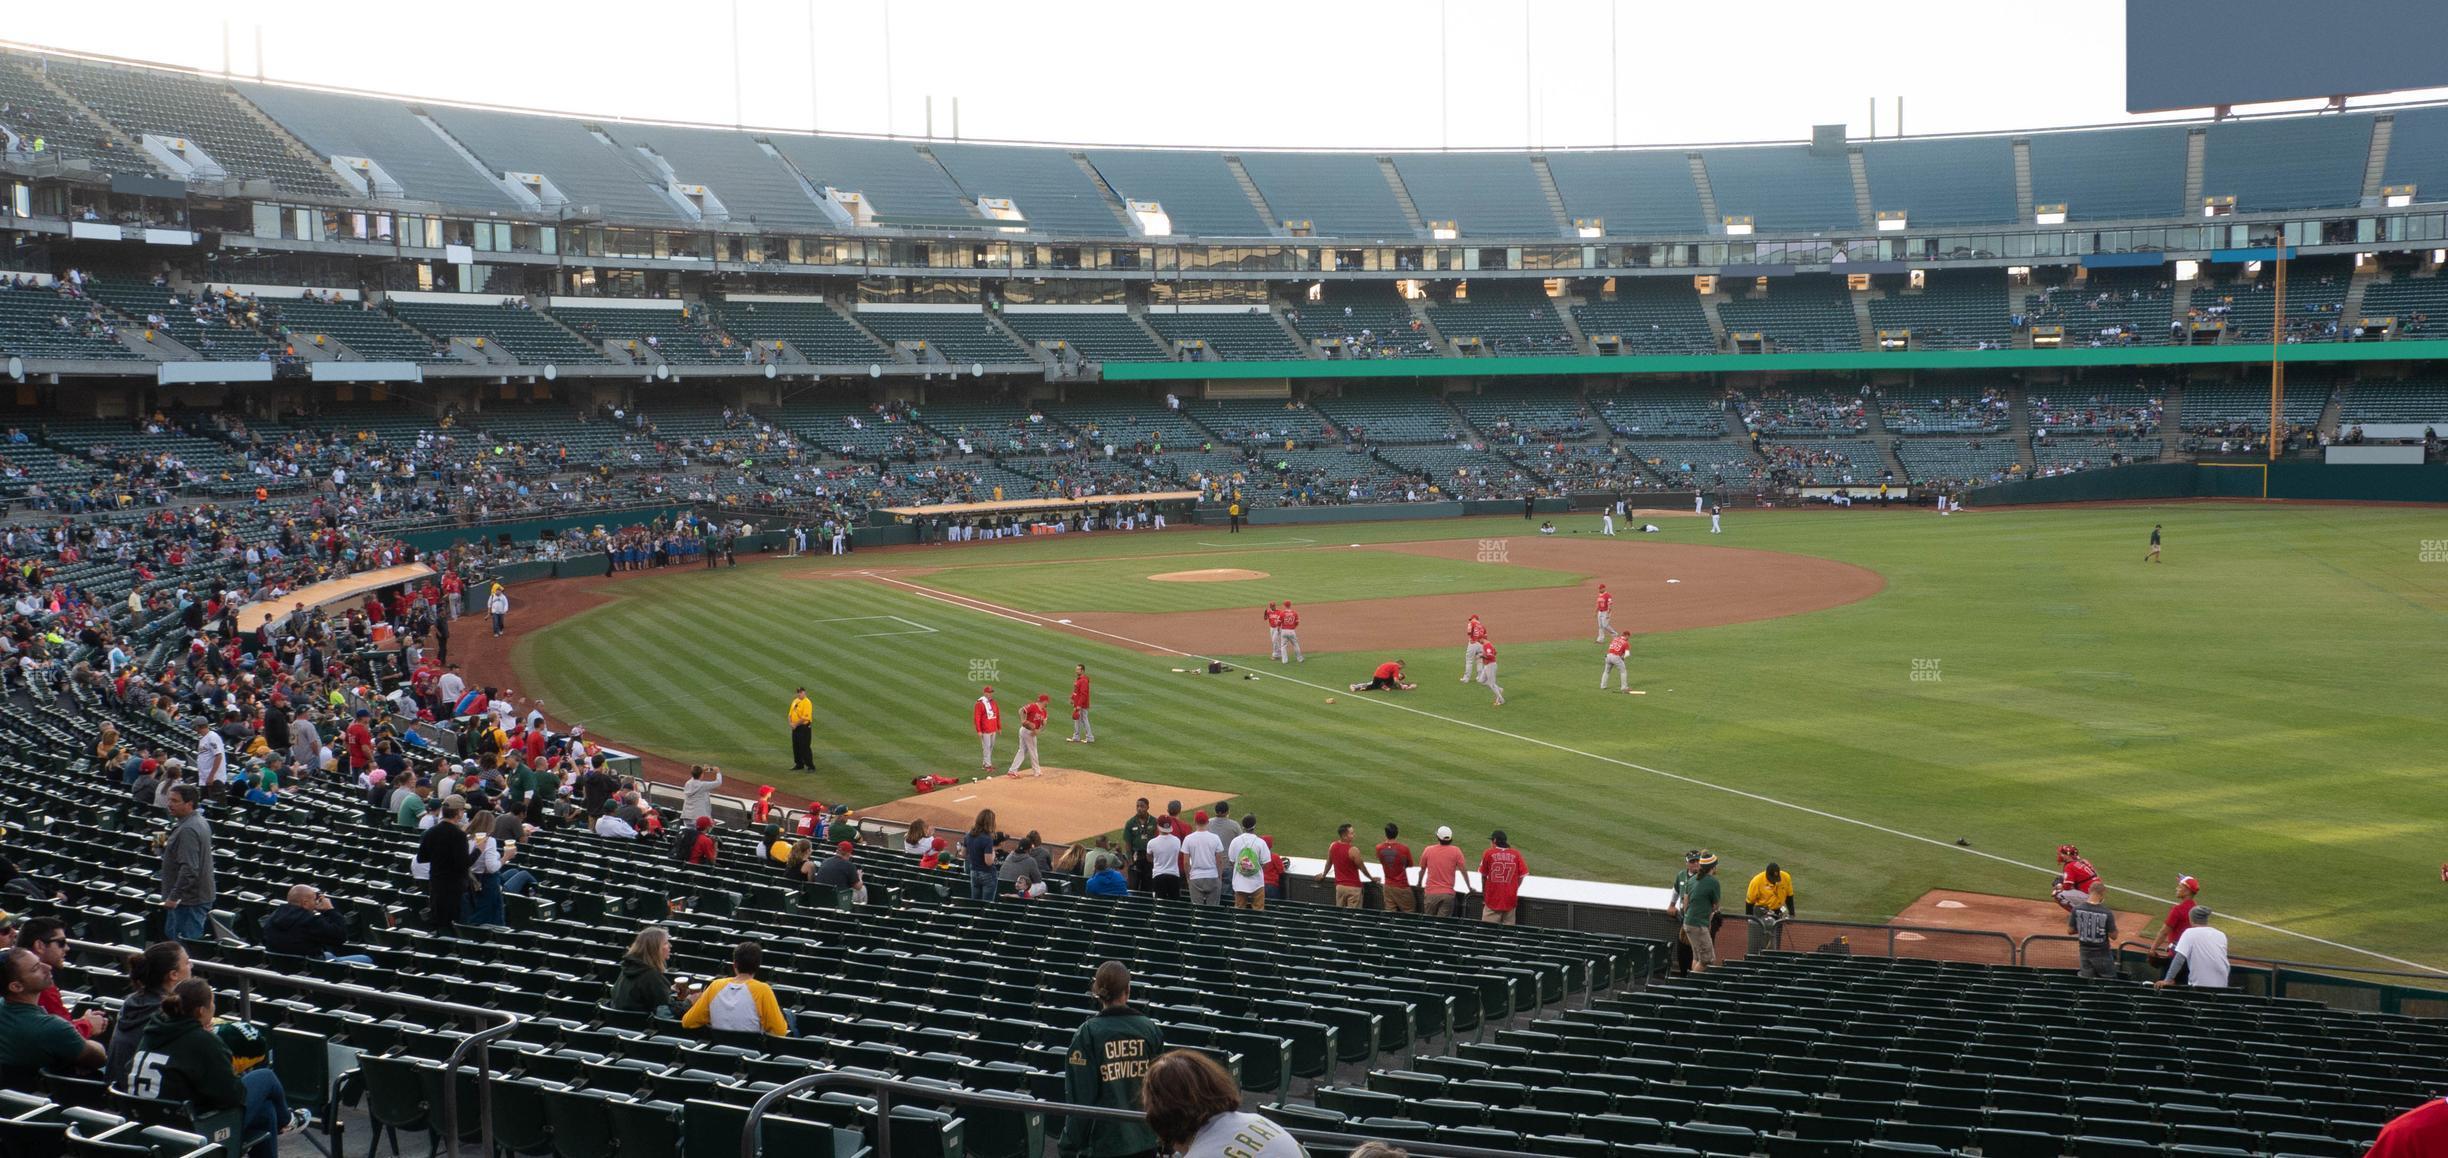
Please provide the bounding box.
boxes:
[69,938,520,1157]
[740,1070,1546,1158]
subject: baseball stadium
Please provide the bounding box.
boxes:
[0,3,2442,1156]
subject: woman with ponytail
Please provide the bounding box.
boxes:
[104,941,187,1087]
[123,977,307,1156]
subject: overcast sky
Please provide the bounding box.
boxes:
[8,0,2434,149]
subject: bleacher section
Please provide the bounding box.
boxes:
[1427,282,1576,356]
[1312,389,1467,444]
[765,403,945,460]
[1573,280,1716,356]
[1045,395,1212,452]
[1456,386,1592,442]
[238,82,527,215]
[2201,266,2352,342]
[1733,388,1869,436]
[2338,380,2448,427]
[1617,439,1765,490]
[1236,152,1414,237]
[1593,386,1728,438]
[1373,444,1531,496]
[2025,125,2190,222]
[2033,435,2161,471]
[2360,271,2448,337]
[1867,271,2013,351]
[2027,386,2163,436]
[855,310,1032,365]
[1895,438,2021,488]
[0,55,153,176]
[45,57,347,195]
[1288,285,1431,358]
[912,400,1074,455]
[1145,309,1305,361]
[554,305,733,364]
[1391,153,1559,237]
[604,123,835,231]
[388,299,610,364]
[1861,137,2017,228]
[768,134,977,228]
[427,105,683,225]
[0,282,144,361]
[2181,381,2330,432]
[998,312,1167,362]
[1698,146,1859,233]
[262,297,451,363]
[930,143,1127,237]
[2201,114,2375,212]
[2381,106,2448,214]
[1759,438,1871,485]
[1544,151,1709,236]
[1882,386,2011,435]
[1085,150,1269,237]
[2025,270,2175,346]
[1187,399,1334,446]
[1717,279,1859,353]
[82,280,277,361]
[708,300,887,364]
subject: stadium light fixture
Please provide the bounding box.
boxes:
[2383,184,2415,208]
[1430,220,1459,241]
[1721,216,1753,236]
[2034,204,2067,225]
[1574,218,1604,239]
[1876,211,1908,232]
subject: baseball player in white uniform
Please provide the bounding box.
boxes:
[1461,613,1487,682]
[1601,510,1616,536]
[1695,492,1706,514]
[1709,505,1723,534]
[1476,640,1505,706]
[1594,584,1615,641]
[1601,632,1633,691]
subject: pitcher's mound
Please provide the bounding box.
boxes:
[1149,568,1269,583]
[855,768,1234,845]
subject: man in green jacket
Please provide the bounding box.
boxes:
[1058,962,1163,1157]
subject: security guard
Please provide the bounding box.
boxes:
[1057,962,1163,1158]
[787,687,814,770]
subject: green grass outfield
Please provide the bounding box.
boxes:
[513,505,2448,973]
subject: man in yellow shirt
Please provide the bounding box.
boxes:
[680,942,790,1036]
[1746,862,1796,919]
[787,688,815,770]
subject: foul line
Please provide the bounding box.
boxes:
[809,614,941,638]
[862,571,2446,977]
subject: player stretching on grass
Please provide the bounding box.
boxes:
[1600,632,1634,691]
[2146,524,2162,563]
[1351,660,1416,693]
[1475,640,1505,706]
[1461,613,1487,682]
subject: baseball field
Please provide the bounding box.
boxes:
[499,504,2448,974]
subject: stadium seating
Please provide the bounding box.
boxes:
[1391,153,1560,237]
[2181,381,2330,432]
[425,105,684,225]
[603,122,837,231]
[707,300,888,364]
[997,312,1168,362]
[765,403,946,460]
[855,311,1032,365]
[2025,124,2190,223]
[1145,310,1307,361]
[1288,285,1433,358]
[1236,152,1414,237]
[1085,150,1270,237]
[1882,386,2011,435]
[1867,271,2013,351]
[770,134,978,228]
[553,305,734,365]
[1717,279,1859,354]
[1373,444,1535,497]
[1545,151,1709,236]
[1594,386,1729,438]
[1698,146,1859,233]
[1426,282,1576,356]
[82,280,277,361]
[2032,435,2161,472]
[2200,115,2375,212]
[0,55,154,176]
[2381,106,2448,214]
[1861,137,2017,229]
[1895,437,2022,488]
[2359,271,2448,338]
[44,56,347,195]
[1455,386,1593,442]
[0,281,144,361]
[1733,388,1870,437]
[2024,270,2175,347]
[1044,395,1213,452]
[1187,399,1335,446]
[2199,265,2353,343]
[1616,439,1767,491]
[1573,280,1716,356]
[258,297,451,363]
[237,81,528,215]
[1312,388,1469,445]
[2336,379,2448,427]
[930,143,1128,237]
[388,299,611,364]
[2026,387,2163,436]
[1758,438,1873,485]
[910,400,1074,455]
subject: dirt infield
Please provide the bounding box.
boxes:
[853,768,1233,845]
[1892,888,2164,968]
[1053,538,1883,656]
[1147,568,1270,583]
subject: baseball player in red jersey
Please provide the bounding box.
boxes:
[1475,640,1505,706]
[1008,694,1049,776]
[1067,664,1094,743]
[2053,843,2099,911]
[1277,601,1303,663]
[1462,613,1488,682]
[1601,631,1633,691]
[1595,584,1615,641]
[972,687,1002,771]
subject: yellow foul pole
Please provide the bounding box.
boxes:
[2267,244,2286,462]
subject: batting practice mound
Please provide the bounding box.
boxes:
[854,768,1234,845]
[1147,568,1270,583]
[1058,539,1882,655]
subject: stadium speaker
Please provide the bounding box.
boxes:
[1810,124,1847,157]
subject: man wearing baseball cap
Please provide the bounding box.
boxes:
[2150,875,2201,967]
[2153,905,2229,990]
[1679,851,1723,973]
[1418,827,1470,918]
[1668,850,1703,975]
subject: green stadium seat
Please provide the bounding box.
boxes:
[1670,1120,1759,1156]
